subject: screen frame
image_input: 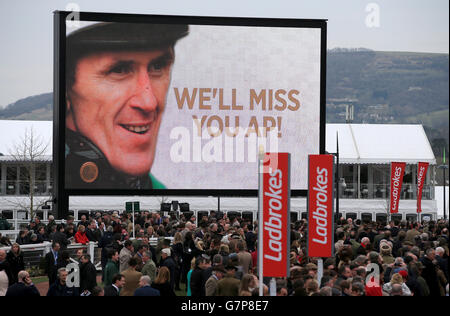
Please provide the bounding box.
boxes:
[54,11,327,200]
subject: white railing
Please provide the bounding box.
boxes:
[0,237,173,271]
[0,241,100,269]
[0,230,20,241]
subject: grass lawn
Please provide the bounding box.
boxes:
[176,283,187,296]
[32,276,49,284]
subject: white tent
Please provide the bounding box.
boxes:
[326,124,436,165]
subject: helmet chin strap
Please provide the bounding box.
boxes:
[65,128,152,189]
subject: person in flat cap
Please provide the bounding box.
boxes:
[205,265,226,296]
[216,263,240,296]
[65,22,189,189]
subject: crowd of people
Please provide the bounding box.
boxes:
[0,210,448,296]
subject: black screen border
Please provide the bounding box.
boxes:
[53,11,327,209]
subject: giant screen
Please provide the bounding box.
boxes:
[59,13,326,194]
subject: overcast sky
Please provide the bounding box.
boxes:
[0,0,448,107]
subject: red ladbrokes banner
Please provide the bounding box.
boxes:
[416,162,429,214]
[307,154,334,258]
[262,153,290,278]
[390,162,406,214]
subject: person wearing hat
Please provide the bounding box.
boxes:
[398,269,409,281]
[65,22,189,189]
[216,264,240,296]
[205,264,226,296]
[380,242,395,265]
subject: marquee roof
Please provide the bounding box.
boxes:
[326,124,436,165]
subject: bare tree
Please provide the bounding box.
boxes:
[2,127,50,222]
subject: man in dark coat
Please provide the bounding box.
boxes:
[47,268,79,296]
[244,224,257,252]
[389,220,400,238]
[190,256,210,296]
[420,248,440,296]
[45,215,57,236]
[435,247,448,281]
[98,226,115,276]
[44,242,60,286]
[15,230,30,245]
[133,275,160,296]
[5,270,40,296]
[103,250,120,287]
[52,225,70,250]
[159,248,177,291]
[201,254,222,293]
[86,220,101,242]
[195,222,208,240]
[78,215,90,230]
[79,254,98,294]
[33,217,46,234]
[104,273,125,296]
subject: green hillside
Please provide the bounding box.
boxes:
[0,93,52,120]
[327,49,448,121]
[326,49,448,158]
